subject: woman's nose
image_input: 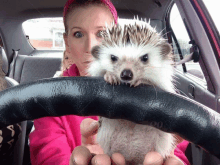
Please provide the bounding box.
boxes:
[85,35,99,54]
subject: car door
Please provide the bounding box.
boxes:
[165,0,220,164]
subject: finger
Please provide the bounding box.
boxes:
[143,152,164,165]
[80,118,99,145]
[70,146,92,165]
[111,153,126,165]
[86,144,104,155]
[91,154,111,165]
[164,155,184,165]
[80,119,99,137]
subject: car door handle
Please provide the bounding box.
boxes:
[188,84,195,99]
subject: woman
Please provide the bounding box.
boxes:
[29,0,190,165]
[54,51,74,77]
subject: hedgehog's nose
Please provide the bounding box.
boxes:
[120,69,133,81]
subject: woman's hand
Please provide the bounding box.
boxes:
[143,152,185,165]
[69,118,186,165]
[143,150,185,165]
[143,134,185,165]
[69,118,126,165]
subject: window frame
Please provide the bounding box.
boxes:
[191,0,220,68]
[165,2,207,87]
[165,2,187,72]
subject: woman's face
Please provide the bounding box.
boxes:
[63,51,74,70]
[64,5,114,76]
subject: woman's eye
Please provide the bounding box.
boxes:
[111,55,118,62]
[140,54,148,62]
[74,32,83,38]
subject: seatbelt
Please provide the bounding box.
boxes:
[13,121,27,165]
[9,49,20,78]
[191,143,203,165]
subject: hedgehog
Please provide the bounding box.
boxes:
[87,18,177,165]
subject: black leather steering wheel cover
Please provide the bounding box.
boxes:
[0,77,220,159]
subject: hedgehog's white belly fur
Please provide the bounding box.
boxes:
[97,118,175,164]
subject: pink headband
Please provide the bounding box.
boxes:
[63,0,118,24]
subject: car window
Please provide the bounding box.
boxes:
[170,4,207,85]
[22,18,65,50]
[22,18,133,51]
[203,0,220,34]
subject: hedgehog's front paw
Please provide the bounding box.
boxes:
[131,79,142,87]
[104,72,120,85]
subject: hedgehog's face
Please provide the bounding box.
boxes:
[89,43,174,89]
[88,20,175,92]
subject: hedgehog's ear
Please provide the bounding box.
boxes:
[159,43,172,56]
[91,45,100,59]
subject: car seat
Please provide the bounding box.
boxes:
[0,46,27,165]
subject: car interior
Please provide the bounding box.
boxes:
[0,0,220,165]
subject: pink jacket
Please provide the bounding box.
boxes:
[29,64,191,165]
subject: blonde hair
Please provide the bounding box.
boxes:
[60,51,66,72]
[58,51,67,77]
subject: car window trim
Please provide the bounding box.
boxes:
[190,0,220,68]
[166,2,187,72]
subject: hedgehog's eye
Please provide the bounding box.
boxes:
[111,55,118,62]
[140,54,148,63]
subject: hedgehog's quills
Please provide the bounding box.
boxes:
[88,18,177,165]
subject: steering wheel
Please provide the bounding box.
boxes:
[0,77,220,160]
